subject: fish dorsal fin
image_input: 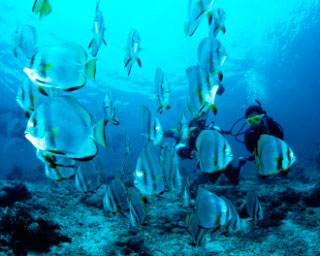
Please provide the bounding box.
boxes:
[66,42,88,62]
[112,107,119,125]
[63,96,92,127]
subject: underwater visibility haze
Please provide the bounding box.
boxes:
[0,0,320,255]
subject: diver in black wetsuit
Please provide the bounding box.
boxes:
[225,100,286,177]
[239,101,284,162]
[237,101,288,178]
[164,100,285,184]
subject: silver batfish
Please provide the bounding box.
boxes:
[25,96,107,160]
[24,42,96,94]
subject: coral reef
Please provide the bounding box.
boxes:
[0,182,31,207]
[1,159,320,255]
[303,182,320,207]
[0,202,71,255]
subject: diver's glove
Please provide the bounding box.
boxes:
[164,130,174,137]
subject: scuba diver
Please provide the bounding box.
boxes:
[164,100,284,184]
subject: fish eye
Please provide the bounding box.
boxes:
[136,169,144,177]
[28,119,34,127]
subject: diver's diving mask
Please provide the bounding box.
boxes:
[246,114,265,126]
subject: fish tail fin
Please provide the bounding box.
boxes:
[207,11,213,25]
[195,10,205,20]
[222,26,226,34]
[124,57,132,67]
[212,27,218,37]
[218,71,223,81]
[197,103,206,117]
[93,119,107,148]
[112,119,120,126]
[112,107,119,125]
[85,59,97,80]
[102,38,107,45]
[36,85,49,96]
[88,38,95,49]
[136,58,142,68]
[209,104,217,115]
[127,62,133,76]
[39,0,52,18]
[25,111,31,118]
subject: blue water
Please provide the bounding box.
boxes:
[0,0,319,177]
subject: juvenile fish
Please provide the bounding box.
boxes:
[197,37,227,80]
[209,8,226,38]
[246,189,263,222]
[88,2,107,57]
[155,68,170,114]
[124,29,142,76]
[103,87,119,125]
[103,178,129,212]
[75,160,101,193]
[134,142,164,195]
[14,25,37,59]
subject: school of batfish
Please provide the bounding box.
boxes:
[13,0,296,245]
